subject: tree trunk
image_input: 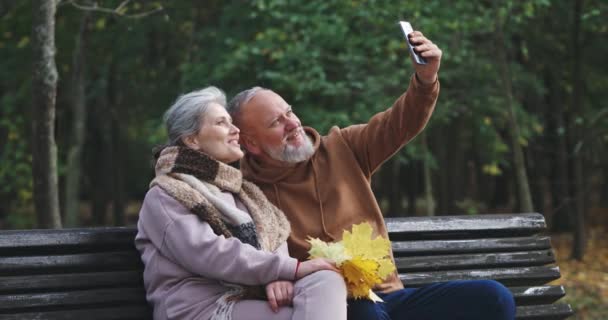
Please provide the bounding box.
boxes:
[90,99,111,226]
[110,122,126,226]
[107,62,126,226]
[555,110,572,230]
[385,158,402,217]
[421,132,435,216]
[436,126,449,214]
[448,119,467,213]
[64,11,90,227]
[493,4,534,212]
[539,177,554,227]
[89,63,113,225]
[31,0,61,228]
[407,161,418,216]
[570,0,585,260]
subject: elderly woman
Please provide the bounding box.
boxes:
[135,87,347,320]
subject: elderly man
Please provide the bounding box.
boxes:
[228,31,515,320]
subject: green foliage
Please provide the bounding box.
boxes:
[0,0,606,227]
[184,1,424,133]
[0,2,34,214]
[0,92,32,203]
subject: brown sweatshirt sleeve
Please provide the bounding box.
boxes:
[340,74,439,174]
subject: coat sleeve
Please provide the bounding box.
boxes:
[339,74,439,175]
[274,242,291,258]
[139,187,298,286]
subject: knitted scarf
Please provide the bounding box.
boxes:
[151,146,291,320]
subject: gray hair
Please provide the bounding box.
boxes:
[227,86,267,125]
[163,86,227,145]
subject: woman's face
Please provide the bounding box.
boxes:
[185,103,244,163]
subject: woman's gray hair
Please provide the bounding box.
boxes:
[163,86,227,145]
[227,86,267,125]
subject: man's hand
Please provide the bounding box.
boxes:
[266,280,294,313]
[408,31,442,84]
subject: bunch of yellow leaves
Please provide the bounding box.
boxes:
[307,222,396,302]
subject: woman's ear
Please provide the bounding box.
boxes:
[181,135,199,150]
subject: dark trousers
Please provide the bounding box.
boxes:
[347,280,516,320]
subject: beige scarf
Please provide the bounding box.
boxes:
[151,146,291,319]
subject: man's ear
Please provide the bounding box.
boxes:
[181,135,199,150]
[240,135,262,156]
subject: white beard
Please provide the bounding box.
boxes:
[264,131,314,163]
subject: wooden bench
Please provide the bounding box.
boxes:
[0,213,573,319]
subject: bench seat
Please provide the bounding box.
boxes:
[0,213,573,319]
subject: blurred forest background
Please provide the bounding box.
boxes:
[0,1,606,318]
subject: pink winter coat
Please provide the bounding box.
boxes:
[135,186,298,320]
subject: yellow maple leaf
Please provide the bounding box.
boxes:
[342,222,391,260]
[341,258,382,299]
[377,258,397,279]
[306,222,397,302]
[307,237,350,265]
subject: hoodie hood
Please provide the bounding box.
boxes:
[240,126,321,184]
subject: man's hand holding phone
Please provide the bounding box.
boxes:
[399,21,442,85]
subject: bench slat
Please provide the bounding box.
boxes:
[400,266,561,287]
[0,285,564,310]
[0,288,147,310]
[395,250,555,272]
[386,213,546,239]
[0,305,151,320]
[0,305,572,320]
[0,252,142,275]
[391,236,552,256]
[0,271,143,294]
[516,304,574,320]
[510,286,566,305]
[0,228,137,252]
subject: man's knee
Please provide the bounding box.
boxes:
[347,299,389,320]
[475,280,515,317]
[477,280,514,302]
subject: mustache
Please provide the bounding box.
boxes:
[283,126,304,141]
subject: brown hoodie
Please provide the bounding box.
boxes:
[241,74,439,293]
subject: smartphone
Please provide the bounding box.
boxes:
[399,21,427,65]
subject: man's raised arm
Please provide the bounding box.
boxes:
[340,30,442,174]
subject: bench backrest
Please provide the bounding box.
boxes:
[388,213,572,319]
[0,228,150,319]
[0,213,573,319]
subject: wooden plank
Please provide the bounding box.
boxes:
[0,305,151,320]
[0,304,573,320]
[395,250,555,272]
[0,228,137,252]
[386,213,546,239]
[0,252,143,275]
[392,236,552,256]
[510,286,567,305]
[516,304,574,320]
[400,266,562,287]
[0,271,143,294]
[0,288,147,310]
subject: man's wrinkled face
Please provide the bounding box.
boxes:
[239,90,314,163]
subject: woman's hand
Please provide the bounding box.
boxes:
[265,259,339,312]
[295,258,339,279]
[265,280,294,313]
